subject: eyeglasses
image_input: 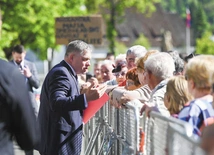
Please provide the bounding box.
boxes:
[114,71,126,77]
[126,57,135,62]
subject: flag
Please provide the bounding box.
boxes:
[83,93,109,124]
[186,8,191,28]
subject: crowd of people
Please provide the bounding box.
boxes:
[102,46,214,154]
[1,39,214,155]
[85,44,214,154]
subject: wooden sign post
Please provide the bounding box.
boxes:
[55,15,103,45]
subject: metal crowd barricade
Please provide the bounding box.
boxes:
[83,100,141,155]
[82,99,206,155]
[167,124,206,155]
[143,111,193,155]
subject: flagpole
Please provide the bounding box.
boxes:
[186,26,190,55]
[186,8,191,55]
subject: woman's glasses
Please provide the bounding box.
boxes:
[114,71,126,77]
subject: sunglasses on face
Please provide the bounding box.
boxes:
[114,71,126,77]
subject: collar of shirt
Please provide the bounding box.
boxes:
[14,60,24,69]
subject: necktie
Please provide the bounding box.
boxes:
[19,65,23,71]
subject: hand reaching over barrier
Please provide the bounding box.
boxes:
[85,82,107,102]
[140,103,159,117]
[80,77,99,94]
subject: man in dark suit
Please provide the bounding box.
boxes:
[10,45,40,117]
[37,40,107,155]
[0,59,39,155]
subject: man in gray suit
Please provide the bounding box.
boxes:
[11,45,40,155]
[11,45,40,117]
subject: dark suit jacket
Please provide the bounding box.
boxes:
[10,59,40,116]
[0,59,39,155]
[37,60,87,155]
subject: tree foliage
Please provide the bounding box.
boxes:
[0,0,87,60]
[196,31,214,55]
[114,41,127,57]
[189,1,209,43]
[133,34,151,50]
[0,0,159,59]
[85,0,160,54]
[160,0,210,45]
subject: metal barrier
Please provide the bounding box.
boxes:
[167,124,205,155]
[143,111,197,155]
[82,99,206,155]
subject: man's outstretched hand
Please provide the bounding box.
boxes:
[85,82,107,102]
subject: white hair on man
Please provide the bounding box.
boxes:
[126,45,147,70]
[101,59,114,67]
[126,45,147,58]
[144,52,175,81]
[115,54,126,66]
[100,59,115,83]
[115,54,126,61]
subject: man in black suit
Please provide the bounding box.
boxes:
[0,59,39,155]
[10,45,40,117]
[37,40,107,155]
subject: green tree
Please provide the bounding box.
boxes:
[85,0,160,55]
[190,1,209,43]
[0,0,87,60]
[133,34,151,49]
[160,0,210,45]
[114,41,127,57]
[196,31,214,55]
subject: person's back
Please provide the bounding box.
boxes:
[178,55,214,136]
[0,59,39,155]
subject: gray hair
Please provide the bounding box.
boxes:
[65,40,92,57]
[126,45,147,58]
[101,59,115,68]
[144,52,175,80]
[115,54,126,66]
[167,50,184,74]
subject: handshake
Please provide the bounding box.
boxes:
[80,77,107,102]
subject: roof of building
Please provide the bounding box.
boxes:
[115,4,186,48]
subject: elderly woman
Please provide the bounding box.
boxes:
[112,61,128,86]
[178,55,214,136]
[112,54,128,86]
[125,67,142,90]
